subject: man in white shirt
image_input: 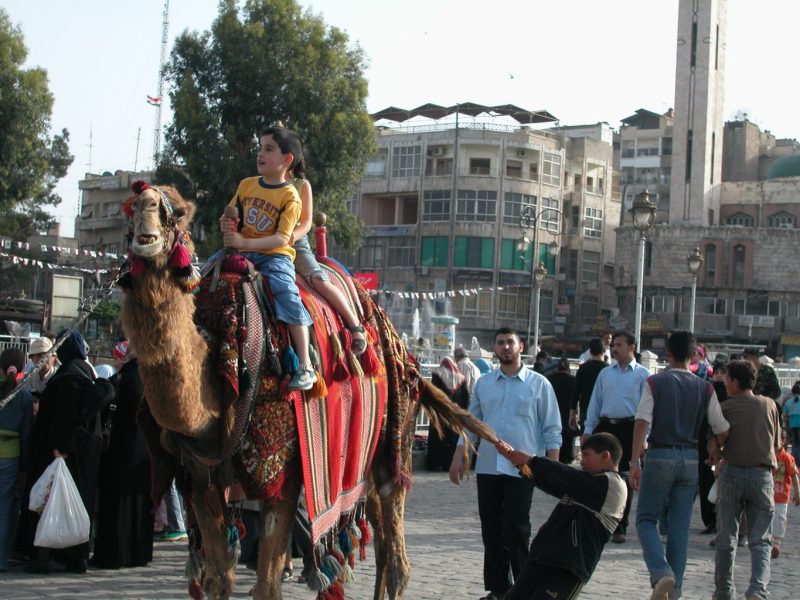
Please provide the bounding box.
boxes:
[454,346,481,395]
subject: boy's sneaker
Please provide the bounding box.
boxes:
[161,531,188,542]
[288,367,316,391]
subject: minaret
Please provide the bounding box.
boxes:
[669,0,726,225]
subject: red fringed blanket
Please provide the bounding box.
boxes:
[295,260,387,543]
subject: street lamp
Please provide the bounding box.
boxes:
[518,204,562,355]
[630,189,657,348]
[687,246,704,333]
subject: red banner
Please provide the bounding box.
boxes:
[353,272,378,290]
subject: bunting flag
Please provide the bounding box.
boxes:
[0,251,113,275]
[0,239,118,260]
[147,95,162,106]
[368,282,538,299]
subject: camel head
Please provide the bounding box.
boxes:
[124,181,195,263]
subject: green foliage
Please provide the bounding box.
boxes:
[91,299,121,323]
[160,0,374,255]
[0,10,74,239]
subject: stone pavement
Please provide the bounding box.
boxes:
[1,470,799,599]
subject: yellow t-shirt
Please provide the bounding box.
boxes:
[227,177,301,259]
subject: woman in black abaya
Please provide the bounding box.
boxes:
[20,330,114,573]
[91,342,153,568]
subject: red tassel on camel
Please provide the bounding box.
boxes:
[329,331,350,382]
[188,580,204,600]
[358,517,371,561]
[359,324,380,375]
[169,238,193,269]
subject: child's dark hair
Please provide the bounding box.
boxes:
[0,347,25,397]
[581,432,622,466]
[792,380,800,395]
[261,126,305,177]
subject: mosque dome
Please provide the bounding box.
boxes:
[767,154,800,180]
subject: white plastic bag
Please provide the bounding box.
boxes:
[33,457,90,549]
[29,457,60,513]
[708,479,719,504]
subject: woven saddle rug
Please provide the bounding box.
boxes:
[293,259,387,543]
[193,260,387,544]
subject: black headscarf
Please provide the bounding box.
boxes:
[56,329,88,365]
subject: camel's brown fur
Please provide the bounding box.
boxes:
[119,185,497,600]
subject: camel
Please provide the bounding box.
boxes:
[118,181,497,600]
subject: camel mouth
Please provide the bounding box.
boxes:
[131,235,163,257]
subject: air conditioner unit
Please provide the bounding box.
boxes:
[415,266,430,276]
[428,146,444,157]
[517,149,527,158]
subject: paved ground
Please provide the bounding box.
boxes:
[1,470,799,599]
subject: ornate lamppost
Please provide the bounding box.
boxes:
[687,246,704,333]
[630,190,657,348]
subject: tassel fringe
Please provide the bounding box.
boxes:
[330,331,350,381]
[310,370,327,399]
[283,347,300,375]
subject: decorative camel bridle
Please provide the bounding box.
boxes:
[121,180,198,287]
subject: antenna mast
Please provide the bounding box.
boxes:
[151,0,170,168]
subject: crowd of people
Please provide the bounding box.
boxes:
[0,330,190,575]
[441,326,796,600]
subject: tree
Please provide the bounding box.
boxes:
[160,0,375,257]
[0,9,73,239]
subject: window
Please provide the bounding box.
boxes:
[733,244,746,281]
[386,236,416,267]
[358,238,384,269]
[645,296,676,313]
[704,244,716,279]
[540,197,560,230]
[469,158,491,175]
[540,290,554,323]
[542,152,561,186]
[727,212,753,227]
[454,237,495,269]
[645,241,653,275]
[425,157,453,177]
[581,251,600,285]
[365,158,386,178]
[452,289,492,317]
[695,297,726,315]
[583,207,603,238]
[498,288,531,319]
[529,163,539,181]
[787,301,800,319]
[581,295,599,322]
[503,192,536,225]
[661,137,672,155]
[500,239,533,271]
[660,167,671,185]
[456,190,497,222]
[422,190,451,222]
[391,146,421,177]
[768,212,795,229]
[734,297,780,316]
[570,205,580,234]
[420,236,449,267]
[568,249,579,280]
[506,160,523,178]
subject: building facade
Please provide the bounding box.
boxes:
[329,105,621,349]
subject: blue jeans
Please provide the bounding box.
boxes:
[206,250,312,326]
[164,480,186,534]
[0,458,19,569]
[636,447,698,594]
[714,464,774,600]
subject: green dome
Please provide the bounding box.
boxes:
[767,154,800,179]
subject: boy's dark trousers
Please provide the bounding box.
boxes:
[593,417,634,534]
[505,562,584,600]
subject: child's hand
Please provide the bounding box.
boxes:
[219,214,238,234]
[223,230,247,250]
[496,441,532,466]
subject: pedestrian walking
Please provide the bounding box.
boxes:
[547,358,577,464]
[569,337,608,434]
[770,432,800,559]
[582,331,651,544]
[629,331,730,600]
[455,347,481,395]
[782,381,800,464]
[426,357,469,471]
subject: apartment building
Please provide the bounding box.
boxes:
[329,103,621,349]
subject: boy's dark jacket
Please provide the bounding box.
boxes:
[527,457,627,582]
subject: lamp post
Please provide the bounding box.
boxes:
[518,204,562,355]
[687,246,704,333]
[630,189,657,348]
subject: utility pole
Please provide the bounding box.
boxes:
[134,127,142,172]
[151,0,170,168]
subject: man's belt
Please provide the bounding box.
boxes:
[599,416,635,425]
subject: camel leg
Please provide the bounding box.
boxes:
[251,496,298,600]
[368,481,410,600]
[190,489,236,600]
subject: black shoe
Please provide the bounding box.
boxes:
[701,525,716,534]
[65,559,87,574]
[24,561,51,574]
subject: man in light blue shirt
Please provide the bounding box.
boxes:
[450,327,561,600]
[581,330,650,543]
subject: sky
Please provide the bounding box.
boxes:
[4,0,798,237]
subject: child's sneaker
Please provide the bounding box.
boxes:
[288,366,316,391]
[161,531,189,542]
